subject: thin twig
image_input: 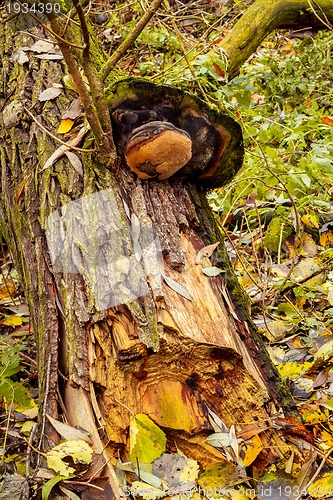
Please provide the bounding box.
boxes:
[15,0,85,49]
[36,353,51,470]
[255,142,302,304]
[23,106,95,153]
[100,0,164,81]
[221,226,265,293]
[279,257,333,294]
[0,265,18,306]
[46,17,115,162]
[72,0,90,50]
[26,422,38,477]
[307,0,332,30]
[295,447,333,500]
[72,0,115,149]
[163,0,209,101]
[19,352,38,368]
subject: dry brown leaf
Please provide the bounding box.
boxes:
[237,424,270,441]
[195,242,219,265]
[311,368,329,389]
[64,151,83,177]
[62,98,83,120]
[162,274,192,301]
[38,87,62,102]
[15,175,30,204]
[46,414,91,443]
[320,116,333,127]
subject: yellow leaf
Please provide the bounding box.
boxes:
[300,233,317,257]
[198,462,245,490]
[57,118,74,134]
[19,407,38,419]
[230,488,254,499]
[2,316,23,327]
[265,320,289,342]
[277,361,306,380]
[301,213,319,229]
[130,414,166,464]
[21,420,35,435]
[307,473,333,498]
[241,434,263,467]
[320,430,333,449]
[0,283,16,300]
[303,97,315,109]
[320,229,333,249]
[291,258,322,285]
[281,41,293,52]
[301,408,327,425]
[130,481,165,500]
[238,273,255,290]
[179,459,200,483]
[46,439,94,477]
[325,399,333,411]
[314,340,333,362]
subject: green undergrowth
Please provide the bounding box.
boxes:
[207,31,333,218]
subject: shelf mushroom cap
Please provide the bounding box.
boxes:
[125,121,192,180]
[107,79,244,188]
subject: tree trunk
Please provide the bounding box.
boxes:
[210,0,333,79]
[0,8,298,498]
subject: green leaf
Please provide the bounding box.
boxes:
[42,475,69,500]
[202,267,224,277]
[130,414,166,463]
[198,462,245,490]
[263,217,291,252]
[0,379,33,408]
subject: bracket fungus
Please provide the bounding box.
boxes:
[107,79,244,188]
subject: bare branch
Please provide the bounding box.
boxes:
[14,0,85,49]
[47,16,114,161]
[100,0,164,82]
[71,0,115,151]
[208,0,333,79]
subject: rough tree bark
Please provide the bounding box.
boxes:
[0,0,324,496]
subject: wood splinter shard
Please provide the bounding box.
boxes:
[124,121,192,180]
